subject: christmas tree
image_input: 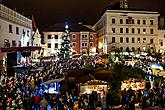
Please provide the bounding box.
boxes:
[58,23,71,61]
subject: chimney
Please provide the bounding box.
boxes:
[120,0,128,9]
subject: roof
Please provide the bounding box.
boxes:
[0,46,42,52]
[100,1,159,16]
[43,23,95,32]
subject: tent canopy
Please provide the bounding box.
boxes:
[41,77,65,85]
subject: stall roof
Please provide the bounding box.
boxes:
[0,46,41,52]
[41,77,65,85]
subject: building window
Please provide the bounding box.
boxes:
[112,37,115,43]
[82,42,88,47]
[132,47,135,51]
[150,20,154,25]
[132,28,135,33]
[132,38,135,43]
[4,39,10,47]
[120,37,123,43]
[143,20,146,25]
[47,43,51,48]
[54,35,58,39]
[143,28,146,34]
[9,24,12,33]
[126,19,129,24]
[150,29,154,34]
[112,18,115,24]
[143,38,146,43]
[16,27,19,34]
[90,42,93,47]
[27,30,29,36]
[150,39,153,44]
[126,28,129,33]
[137,20,140,24]
[137,38,140,43]
[23,29,25,36]
[54,43,58,48]
[160,40,163,46]
[138,28,140,34]
[90,34,93,39]
[82,34,88,39]
[132,19,134,24]
[48,35,52,39]
[120,19,123,24]
[112,28,115,33]
[12,40,16,47]
[72,34,76,39]
[120,28,123,33]
[72,42,76,47]
[126,37,129,43]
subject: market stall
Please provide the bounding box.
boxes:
[80,80,108,95]
[121,79,146,91]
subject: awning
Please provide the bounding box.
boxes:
[0,46,41,52]
[41,77,65,85]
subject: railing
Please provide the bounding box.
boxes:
[0,4,32,28]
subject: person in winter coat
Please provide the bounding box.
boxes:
[40,97,48,110]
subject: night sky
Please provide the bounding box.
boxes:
[2,0,165,29]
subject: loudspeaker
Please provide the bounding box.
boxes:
[7,52,17,77]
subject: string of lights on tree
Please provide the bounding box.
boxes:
[58,23,71,61]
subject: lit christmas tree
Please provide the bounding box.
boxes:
[58,23,71,61]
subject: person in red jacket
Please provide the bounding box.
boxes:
[34,93,40,110]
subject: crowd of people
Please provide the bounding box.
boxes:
[0,54,165,110]
[0,56,107,110]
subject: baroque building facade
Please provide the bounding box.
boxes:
[93,9,160,53]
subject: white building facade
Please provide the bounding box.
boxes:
[0,4,32,49]
[93,9,160,53]
[42,32,63,56]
